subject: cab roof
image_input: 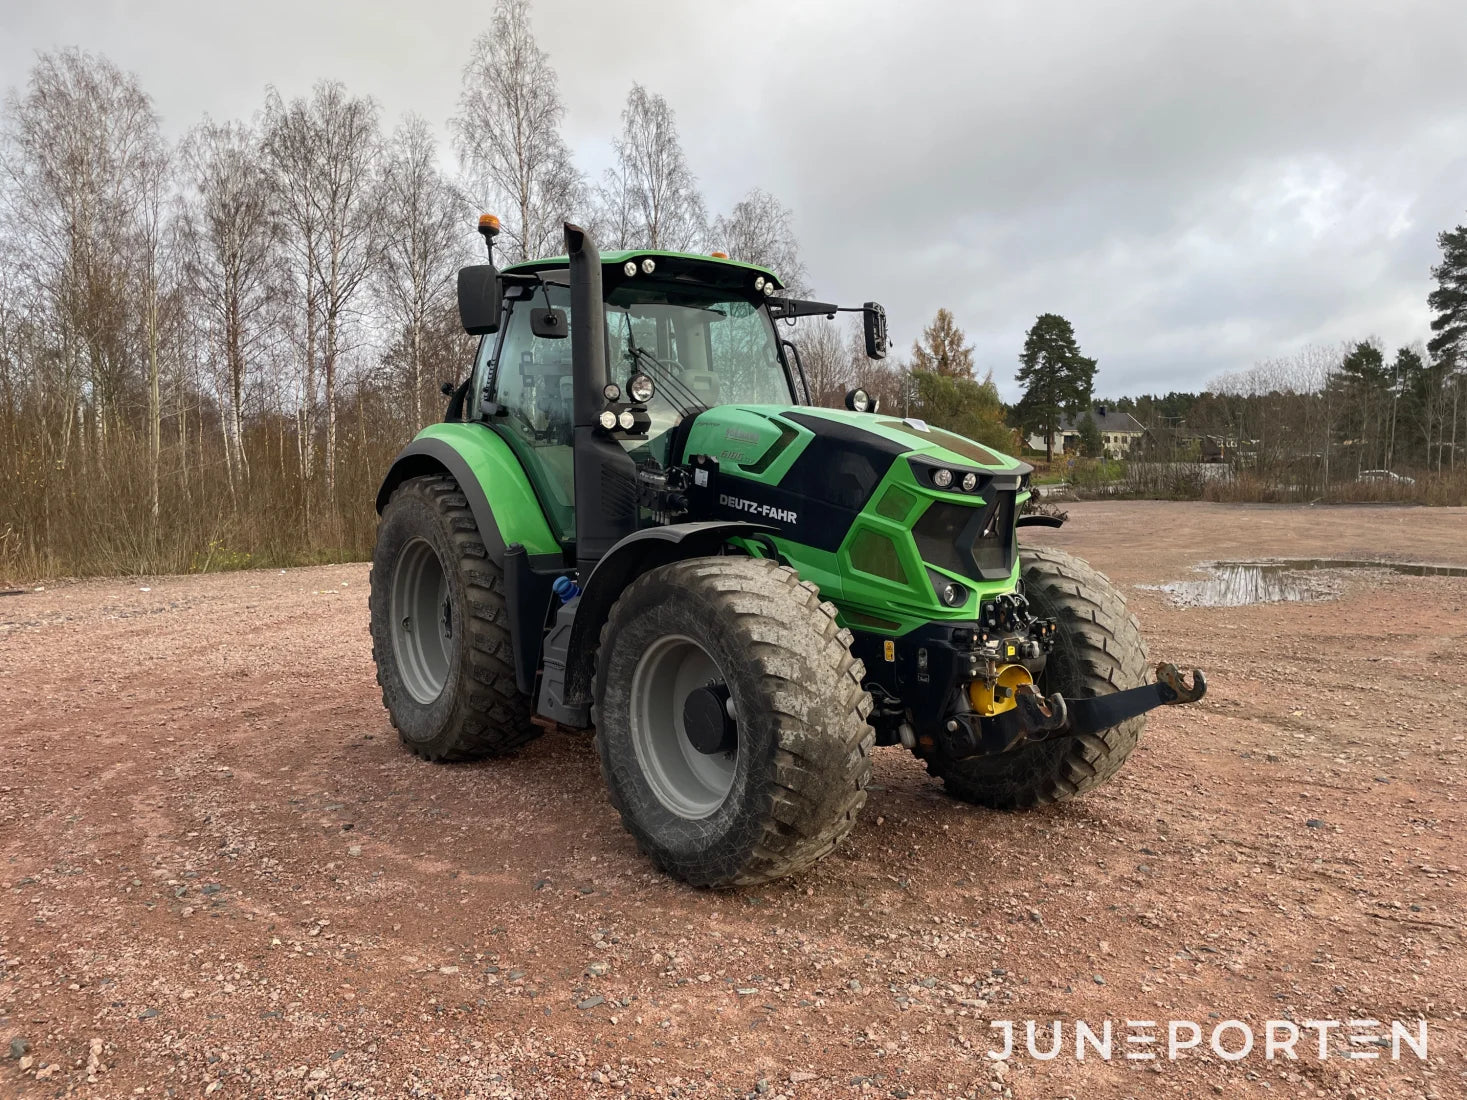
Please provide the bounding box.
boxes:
[501,249,783,290]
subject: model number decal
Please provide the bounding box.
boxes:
[719,493,798,524]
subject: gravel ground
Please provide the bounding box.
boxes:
[1,501,1464,1099]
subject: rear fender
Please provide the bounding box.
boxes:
[375,424,562,567]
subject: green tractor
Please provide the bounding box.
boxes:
[369,217,1206,887]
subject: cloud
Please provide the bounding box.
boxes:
[3,0,1462,397]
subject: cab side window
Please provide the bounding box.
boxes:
[485,283,576,541]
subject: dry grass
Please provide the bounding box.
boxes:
[0,413,404,585]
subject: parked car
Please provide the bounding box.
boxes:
[1358,469,1416,486]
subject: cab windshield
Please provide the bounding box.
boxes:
[604,283,793,446]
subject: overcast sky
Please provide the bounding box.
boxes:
[3,0,1463,399]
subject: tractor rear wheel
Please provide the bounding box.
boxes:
[926,546,1149,809]
[593,557,873,887]
[369,474,536,761]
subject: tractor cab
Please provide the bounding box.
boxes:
[479,250,800,541]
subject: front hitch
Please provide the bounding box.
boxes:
[943,663,1207,758]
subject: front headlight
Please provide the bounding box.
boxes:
[939,580,967,607]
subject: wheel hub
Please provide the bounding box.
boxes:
[682,683,736,755]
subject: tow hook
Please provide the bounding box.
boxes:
[941,662,1208,759]
[1155,662,1207,704]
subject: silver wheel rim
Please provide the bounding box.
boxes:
[629,634,738,819]
[390,537,454,704]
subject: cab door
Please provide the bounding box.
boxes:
[478,283,577,542]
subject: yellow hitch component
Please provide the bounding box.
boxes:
[968,664,1035,717]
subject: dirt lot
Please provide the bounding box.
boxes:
[2,501,1464,1099]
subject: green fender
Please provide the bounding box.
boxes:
[375,423,562,565]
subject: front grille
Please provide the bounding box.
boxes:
[912,491,1018,582]
[912,502,970,576]
[970,490,1015,576]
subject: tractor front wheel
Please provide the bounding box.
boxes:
[593,557,873,887]
[926,546,1149,809]
[369,474,536,761]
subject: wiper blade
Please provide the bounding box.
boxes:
[630,346,705,416]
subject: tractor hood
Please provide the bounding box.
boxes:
[679,404,1030,480]
[676,403,1032,575]
[782,407,1029,474]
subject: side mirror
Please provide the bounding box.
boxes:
[457,265,501,335]
[530,307,568,339]
[863,302,888,360]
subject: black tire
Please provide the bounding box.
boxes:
[926,546,1149,809]
[369,474,536,761]
[592,557,873,887]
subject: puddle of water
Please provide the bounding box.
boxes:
[1146,558,1467,608]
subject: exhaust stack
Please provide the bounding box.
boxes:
[565,223,638,578]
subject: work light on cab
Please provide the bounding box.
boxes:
[627,373,655,404]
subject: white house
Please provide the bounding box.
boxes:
[1026,405,1146,457]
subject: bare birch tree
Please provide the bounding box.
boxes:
[135,134,169,524]
[452,0,583,263]
[263,90,323,500]
[179,118,276,495]
[592,158,638,251]
[790,317,847,406]
[373,115,468,431]
[611,84,706,251]
[0,49,165,455]
[713,188,808,295]
[264,82,379,502]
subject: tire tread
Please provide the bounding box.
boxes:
[370,474,536,761]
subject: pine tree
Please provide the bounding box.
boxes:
[1077,410,1102,457]
[1428,224,1467,471]
[1428,224,1467,368]
[908,308,974,378]
[1333,340,1391,470]
[1389,346,1421,467]
[1014,313,1097,462]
